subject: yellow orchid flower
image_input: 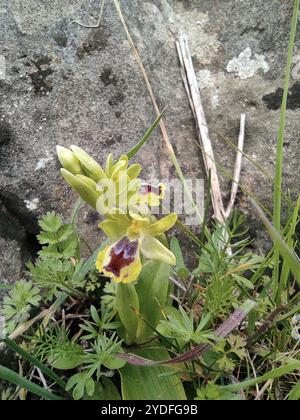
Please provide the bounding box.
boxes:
[96,213,177,284]
[96,237,142,284]
[57,146,177,284]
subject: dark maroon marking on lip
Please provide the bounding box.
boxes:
[139,184,162,196]
[104,237,138,277]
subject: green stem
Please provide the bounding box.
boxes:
[62,283,85,300]
[71,198,84,227]
[273,0,299,299]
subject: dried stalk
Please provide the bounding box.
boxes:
[176,35,246,223]
[113,0,173,156]
[255,379,273,400]
[224,113,246,219]
[113,0,204,226]
[176,35,225,223]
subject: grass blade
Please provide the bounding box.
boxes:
[2,337,66,390]
[220,362,300,393]
[273,0,299,290]
[0,365,64,400]
[252,199,300,285]
[288,378,300,400]
[278,194,300,300]
[127,108,166,159]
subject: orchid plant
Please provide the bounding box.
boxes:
[57,145,177,343]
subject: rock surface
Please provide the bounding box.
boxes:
[0,0,299,281]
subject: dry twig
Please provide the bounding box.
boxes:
[176,35,225,223]
[176,35,246,223]
[224,113,246,219]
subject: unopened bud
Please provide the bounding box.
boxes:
[56,145,83,175]
[71,145,106,182]
[127,163,142,180]
[61,169,99,209]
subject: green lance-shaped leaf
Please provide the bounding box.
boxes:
[119,345,186,400]
[135,261,170,342]
[116,283,139,345]
[61,169,100,209]
[220,361,300,393]
[56,145,83,175]
[84,378,121,401]
[288,377,300,400]
[71,145,106,182]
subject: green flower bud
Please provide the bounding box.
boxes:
[127,163,142,180]
[71,145,106,182]
[56,145,83,175]
[111,159,128,180]
[105,153,114,177]
[76,174,98,190]
[61,169,99,209]
[119,154,129,167]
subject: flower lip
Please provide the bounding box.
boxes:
[139,183,162,196]
[103,237,139,277]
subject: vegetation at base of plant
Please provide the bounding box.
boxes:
[0,193,298,400]
[0,280,42,334]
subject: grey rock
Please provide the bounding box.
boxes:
[170,0,299,232]
[0,0,299,282]
[0,237,23,284]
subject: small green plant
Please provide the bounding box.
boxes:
[0,135,299,401]
[1,280,41,333]
[214,334,247,373]
[26,212,84,301]
[79,305,120,340]
[66,334,125,400]
[158,307,215,348]
[195,383,241,401]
